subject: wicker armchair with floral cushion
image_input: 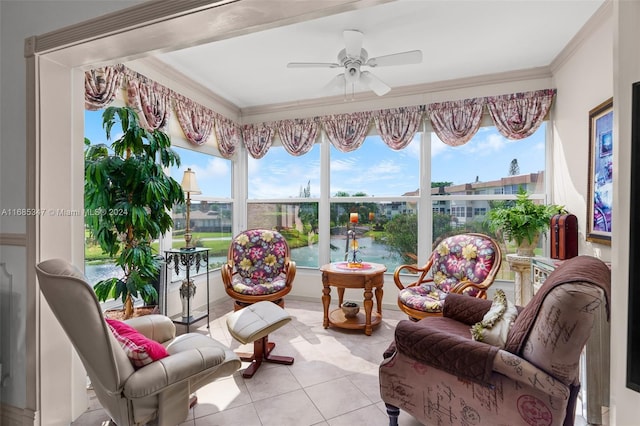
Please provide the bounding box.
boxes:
[394,233,502,320]
[221,229,296,310]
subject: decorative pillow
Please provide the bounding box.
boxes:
[470,289,518,348]
[106,318,169,369]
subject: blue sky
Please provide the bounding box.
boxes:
[85,110,545,199]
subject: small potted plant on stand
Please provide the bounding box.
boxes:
[85,106,184,319]
[486,188,564,256]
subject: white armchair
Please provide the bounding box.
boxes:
[35,258,241,426]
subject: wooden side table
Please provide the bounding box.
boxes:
[320,262,386,336]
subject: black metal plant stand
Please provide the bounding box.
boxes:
[164,247,210,333]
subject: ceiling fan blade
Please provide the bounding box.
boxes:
[360,71,390,96]
[343,30,364,58]
[365,50,423,67]
[287,62,341,68]
[322,73,346,92]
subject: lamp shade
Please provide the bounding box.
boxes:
[181,168,201,194]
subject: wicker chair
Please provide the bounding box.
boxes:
[394,232,502,320]
[221,229,296,310]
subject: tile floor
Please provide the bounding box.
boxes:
[72,298,604,426]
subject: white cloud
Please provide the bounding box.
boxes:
[187,157,230,180]
[331,157,359,171]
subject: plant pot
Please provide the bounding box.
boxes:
[516,234,540,257]
[341,303,360,318]
[104,306,159,321]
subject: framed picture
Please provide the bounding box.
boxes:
[586,98,613,245]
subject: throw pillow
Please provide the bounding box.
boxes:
[470,289,518,348]
[106,318,169,369]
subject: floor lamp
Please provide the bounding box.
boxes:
[181,168,201,249]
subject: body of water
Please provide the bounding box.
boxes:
[85,236,403,285]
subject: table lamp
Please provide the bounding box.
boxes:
[180,168,201,249]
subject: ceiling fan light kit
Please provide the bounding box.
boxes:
[287,30,423,97]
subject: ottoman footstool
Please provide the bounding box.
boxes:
[226,301,294,378]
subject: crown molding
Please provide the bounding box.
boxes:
[30,0,235,55]
[126,57,241,120]
[550,0,612,73]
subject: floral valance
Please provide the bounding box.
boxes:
[374,106,424,150]
[125,75,172,131]
[174,94,214,146]
[84,64,556,157]
[428,98,485,146]
[84,65,124,111]
[486,89,556,140]
[277,118,319,157]
[213,114,241,159]
[242,123,275,159]
[321,111,372,153]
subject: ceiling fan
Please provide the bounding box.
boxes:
[287,30,422,97]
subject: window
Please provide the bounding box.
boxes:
[84,109,124,286]
[330,136,419,198]
[248,144,321,199]
[169,146,233,273]
[247,201,319,267]
[247,144,321,266]
[431,123,547,278]
[328,136,420,271]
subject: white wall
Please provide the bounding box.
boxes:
[610,1,640,424]
[551,4,613,261]
[0,0,142,420]
[553,1,640,423]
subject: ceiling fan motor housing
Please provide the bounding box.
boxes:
[338,48,367,83]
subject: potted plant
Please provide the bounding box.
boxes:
[486,188,565,256]
[84,106,184,319]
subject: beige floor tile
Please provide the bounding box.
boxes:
[253,389,324,426]
[243,362,302,402]
[346,367,383,403]
[304,376,372,419]
[327,404,390,426]
[71,297,607,426]
[192,375,253,419]
[194,403,261,426]
[288,358,351,388]
[70,408,113,425]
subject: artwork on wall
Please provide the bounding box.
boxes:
[586,98,613,245]
[628,82,640,394]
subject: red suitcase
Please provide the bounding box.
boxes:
[550,214,578,259]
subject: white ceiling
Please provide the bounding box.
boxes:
[154,0,605,110]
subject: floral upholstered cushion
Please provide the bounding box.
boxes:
[230,229,288,294]
[398,284,448,313]
[432,234,498,295]
[232,276,288,295]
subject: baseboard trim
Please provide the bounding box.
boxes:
[0,403,35,426]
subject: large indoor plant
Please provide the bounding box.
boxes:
[84,106,184,319]
[487,188,564,256]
